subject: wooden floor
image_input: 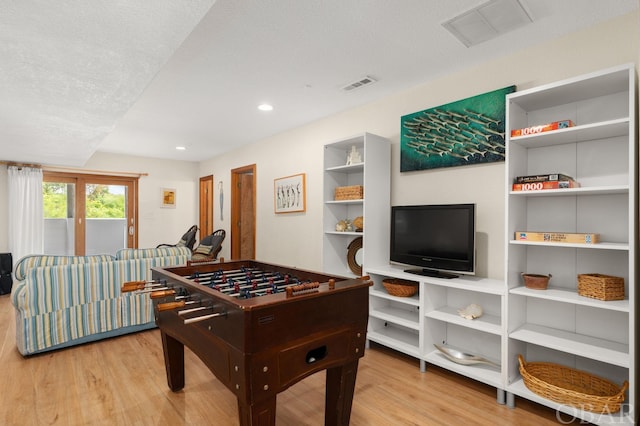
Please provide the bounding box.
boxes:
[0,294,563,425]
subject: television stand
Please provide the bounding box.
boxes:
[404,268,458,279]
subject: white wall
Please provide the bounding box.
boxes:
[200,11,639,279]
[83,152,200,249]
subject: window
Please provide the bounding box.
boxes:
[43,172,138,255]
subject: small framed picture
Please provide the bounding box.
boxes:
[274,173,306,214]
[161,188,176,208]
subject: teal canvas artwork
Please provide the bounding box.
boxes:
[400,85,515,172]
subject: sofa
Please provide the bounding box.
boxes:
[11,246,190,355]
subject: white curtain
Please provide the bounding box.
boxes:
[8,166,44,263]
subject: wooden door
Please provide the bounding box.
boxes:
[230,165,256,259]
[199,175,214,236]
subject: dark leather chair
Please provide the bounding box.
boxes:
[191,229,226,262]
[157,225,198,251]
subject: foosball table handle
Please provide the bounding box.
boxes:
[121,280,168,293]
[157,301,186,312]
[121,280,147,292]
[150,289,176,299]
[285,282,320,297]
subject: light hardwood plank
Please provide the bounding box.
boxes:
[0,295,560,425]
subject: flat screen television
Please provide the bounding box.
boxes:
[390,203,475,279]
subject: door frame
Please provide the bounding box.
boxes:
[199,175,214,237]
[230,164,256,259]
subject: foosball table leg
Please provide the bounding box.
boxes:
[325,360,359,426]
[237,396,277,426]
[161,331,185,391]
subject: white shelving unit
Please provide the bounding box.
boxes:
[504,64,636,425]
[322,133,390,277]
[326,66,636,425]
[365,264,507,401]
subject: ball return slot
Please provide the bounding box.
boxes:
[306,345,327,364]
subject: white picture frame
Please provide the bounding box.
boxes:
[274,173,306,214]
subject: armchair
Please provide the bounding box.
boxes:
[191,229,225,262]
[157,225,198,251]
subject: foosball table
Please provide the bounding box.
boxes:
[124,259,372,426]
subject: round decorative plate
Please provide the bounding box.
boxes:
[347,237,363,276]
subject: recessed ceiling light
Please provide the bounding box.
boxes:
[258,103,274,111]
[176,146,186,151]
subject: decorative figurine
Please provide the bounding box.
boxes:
[346,146,362,165]
[458,303,483,320]
[335,219,352,232]
[345,220,353,232]
[353,216,363,231]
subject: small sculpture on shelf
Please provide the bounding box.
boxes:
[434,344,499,368]
[352,216,363,232]
[346,145,362,165]
[335,219,352,232]
[458,303,483,320]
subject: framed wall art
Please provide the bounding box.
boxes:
[161,188,176,208]
[400,85,515,172]
[274,173,306,214]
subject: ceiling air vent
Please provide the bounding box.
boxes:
[342,76,377,92]
[442,0,533,47]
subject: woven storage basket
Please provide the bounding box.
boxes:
[518,355,628,414]
[334,185,363,201]
[577,273,625,301]
[382,278,418,297]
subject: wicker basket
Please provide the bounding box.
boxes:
[518,355,628,414]
[382,278,418,297]
[577,273,625,301]
[334,185,363,201]
[521,273,551,290]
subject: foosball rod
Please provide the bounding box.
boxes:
[225,281,311,298]
[183,311,226,324]
[211,276,300,291]
[183,267,266,280]
[121,280,166,292]
[191,276,283,288]
[192,278,296,294]
[177,305,213,315]
[184,268,290,284]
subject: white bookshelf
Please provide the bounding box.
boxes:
[365,264,506,398]
[504,63,636,424]
[322,133,390,277]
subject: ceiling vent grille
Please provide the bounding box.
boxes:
[342,76,377,92]
[442,0,533,47]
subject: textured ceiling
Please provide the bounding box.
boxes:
[0,0,216,166]
[1,0,638,166]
